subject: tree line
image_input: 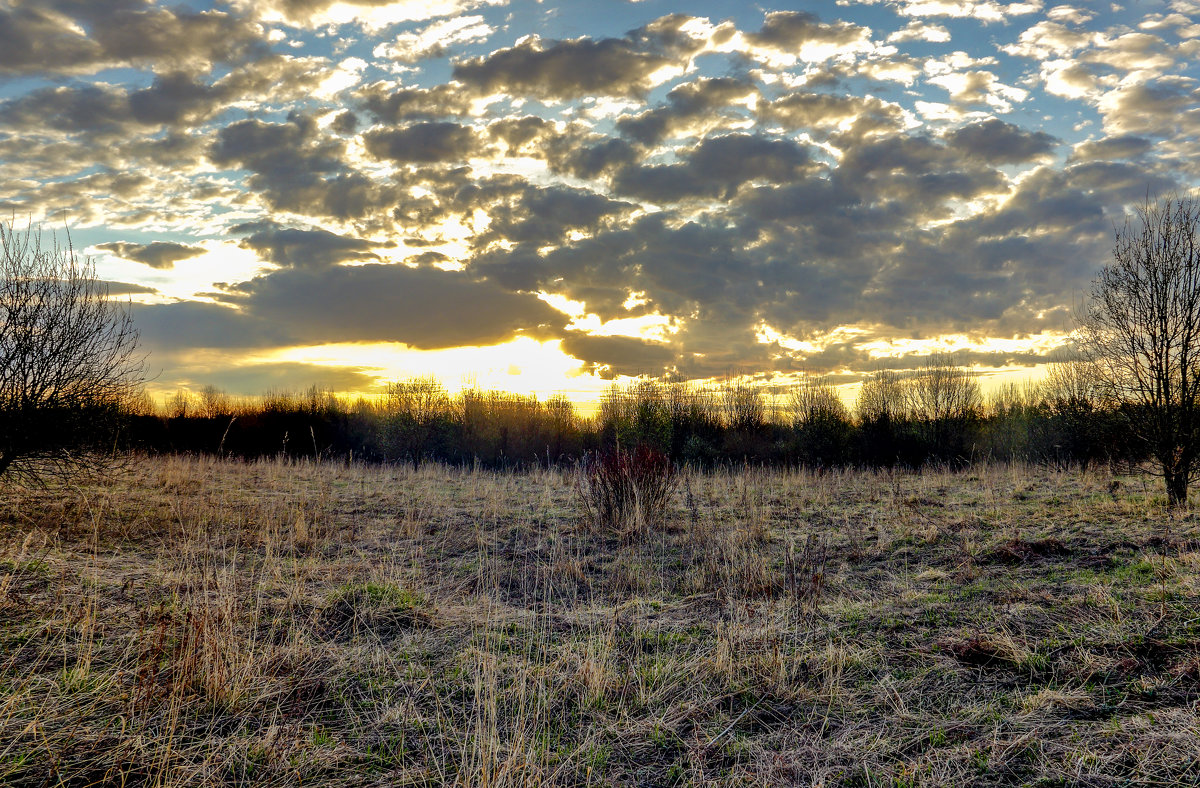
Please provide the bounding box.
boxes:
[3,192,1198,502]
[119,356,1136,470]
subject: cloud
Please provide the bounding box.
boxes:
[452,30,679,100]
[1097,77,1200,137]
[928,69,1027,108]
[559,333,675,377]
[1003,20,1093,59]
[97,241,206,269]
[3,0,1191,392]
[857,0,1043,22]
[0,1,266,77]
[463,181,634,253]
[612,133,813,203]
[133,300,286,351]
[945,119,1057,163]
[233,0,497,29]
[1068,134,1153,161]
[887,20,951,42]
[616,77,757,145]
[745,11,874,59]
[356,82,475,122]
[209,112,395,219]
[174,361,382,396]
[373,14,494,63]
[0,56,333,138]
[758,91,906,137]
[231,220,385,267]
[218,264,562,349]
[0,84,136,137]
[362,121,484,162]
[101,280,160,296]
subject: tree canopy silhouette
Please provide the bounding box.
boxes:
[1079,193,1200,507]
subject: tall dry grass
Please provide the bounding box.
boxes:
[0,455,1198,785]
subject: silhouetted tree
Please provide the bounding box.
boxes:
[855,369,908,466]
[0,222,143,483]
[906,353,981,464]
[1079,193,1200,506]
[1038,356,1111,468]
[384,376,452,464]
[788,374,851,467]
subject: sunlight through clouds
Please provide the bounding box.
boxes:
[1,0,1197,400]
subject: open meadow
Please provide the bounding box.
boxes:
[1,456,1199,787]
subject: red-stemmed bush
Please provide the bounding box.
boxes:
[576,445,677,538]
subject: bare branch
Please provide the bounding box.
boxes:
[0,220,145,485]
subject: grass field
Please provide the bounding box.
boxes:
[1,455,1198,786]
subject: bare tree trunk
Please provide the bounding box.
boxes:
[1165,465,1190,507]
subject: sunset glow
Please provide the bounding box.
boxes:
[4,0,1198,408]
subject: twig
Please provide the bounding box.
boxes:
[705,696,762,749]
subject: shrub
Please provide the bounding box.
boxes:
[576,445,677,538]
[0,221,144,483]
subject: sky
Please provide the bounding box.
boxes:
[2,0,1199,407]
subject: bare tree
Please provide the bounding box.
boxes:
[720,376,766,432]
[905,353,981,426]
[855,369,907,425]
[1079,193,1200,507]
[788,374,848,428]
[0,221,144,483]
[789,373,852,466]
[905,353,981,463]
[1038,354,1108,469]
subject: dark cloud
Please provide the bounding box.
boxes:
[232,224,374,266]
[550,136,641,180]
[617,77,757,145]
[759,92,905,137]
[487,115,558,152]
[493,212,763,326]
[209,112,394,219]
[0,57,331,138]
[218,264,563,349]
[0,0,266,77]
[1069,134,1153,162]
[828,133,1008,214]
[363,122,484,163]
[98,240,206,269]
[331,110,359,135]
[745,11,870,53]
[452,28,678,100]
[209,112,342,195]
[356,82,474,123]
[0,5,103,76]
[0,84,132,137]
[559,333,675,378]
[101,280,159,296]
[231,220,386,268]
[945,119,1057,164]
[176,362,381,396]
[133,300,286,351]
[463,182,633,253]
[612,134,812,203]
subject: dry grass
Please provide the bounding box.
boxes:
[1,455,1199,786]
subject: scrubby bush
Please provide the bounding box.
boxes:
[576,445,677,538]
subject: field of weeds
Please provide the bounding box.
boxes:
[1,455,1199,786]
